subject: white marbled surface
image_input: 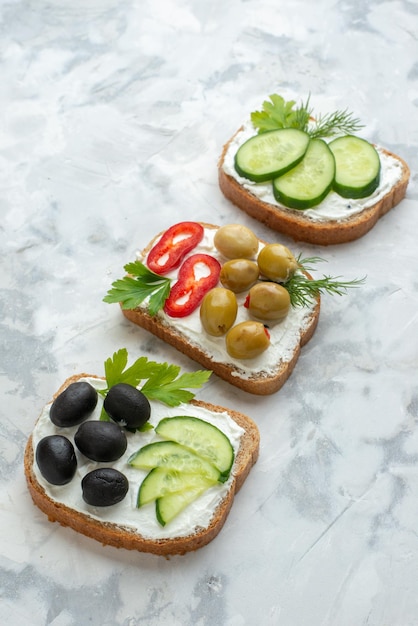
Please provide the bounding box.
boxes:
[1,0,418,624]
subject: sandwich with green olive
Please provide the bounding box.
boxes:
[104,222,363,395]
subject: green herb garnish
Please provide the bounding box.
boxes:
[308,108,364,139]
[100,348,211,411]
[283,255,366,307]
[251,94,363,139]
[103,261,171,316]
[250,94,311,133]
[140,364,212,406]
[103,348,162,390]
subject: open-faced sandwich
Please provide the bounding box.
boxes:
[104,221,363,395]
[218,94,410,245]
[24,350,260,556]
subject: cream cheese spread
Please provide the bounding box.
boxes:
[139,227,317,380]
[222,120,404,222]
[31,377,244,540]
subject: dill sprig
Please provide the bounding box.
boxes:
[308,108,364,139]
[294,98,312,131]
[283,255,366,307]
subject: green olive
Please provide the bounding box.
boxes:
[257,243,298,282]
[200,288,238,336]
[226,321,270,359]
[214,224,259,259]
[219,259,260,293]
[246,282,290,321]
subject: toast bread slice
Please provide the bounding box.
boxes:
[121,223,320,396]
[24,374,260,556]
[218,129,410,245]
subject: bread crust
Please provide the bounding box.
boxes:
[24,374,260,556]
[218,131,410,245]
[121,223,320,396]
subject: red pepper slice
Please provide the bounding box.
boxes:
[146,222,204,275]
[164,254,221,318]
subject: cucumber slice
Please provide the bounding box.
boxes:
[128,440,221,482]
[234,128,310,182]
[137,467,215,507]
[329,135,381,199]
[156,484,211,526]
[272,138,335,210]
[155,416,234,482]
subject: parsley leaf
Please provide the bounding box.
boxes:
[103,261,171,316]
[141,365,212,407]
[251,94,311,134]
[101,348,211,409]
[103,349,162,390]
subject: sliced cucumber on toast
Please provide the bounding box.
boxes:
[156,484,212,526]
[329,135,381,198]
[234,128,310,182]
[128,440,221,482]
[233,116,382,208]
[132,415,235,525]
[273,138,335,210]
[137,467,216,507]
[155,416,234,482]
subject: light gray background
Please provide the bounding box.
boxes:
[1,0,417,624]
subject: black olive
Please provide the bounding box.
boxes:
[50,382,98,428]
[35,435,77,485]
[103,383,151,430]
[81,468,129,507]
[74,420,127,462]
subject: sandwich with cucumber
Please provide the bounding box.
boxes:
[24,350,260,556]
[218,94,410,245]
